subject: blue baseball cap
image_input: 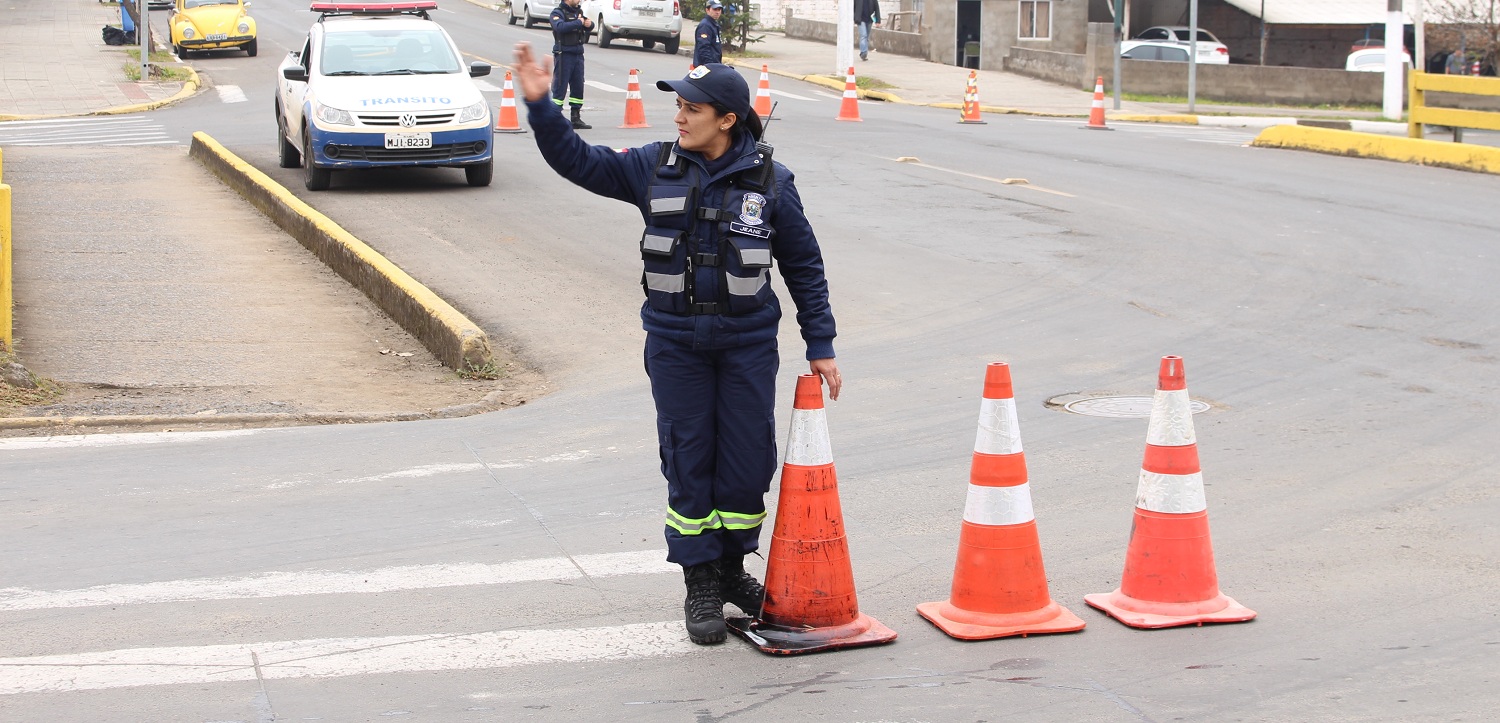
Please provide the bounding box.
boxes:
[706,1,723,8]
[656,64,752,118]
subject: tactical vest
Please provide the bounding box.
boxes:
[552,5,588,47]
[640,142,777,315]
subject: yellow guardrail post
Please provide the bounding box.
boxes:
[1408,70,1424,139]
[1407,70,1500,143]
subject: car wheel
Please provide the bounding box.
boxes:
[244,38,257,57]
[302,130,331,191]
[522,5,535,28]
[597,19,612,48]
[465,161,494,187]
[277,108,301,169]
[508,11,518,25]
[643,39,655,50]
[174,44,188,59]
[664,37,680,55]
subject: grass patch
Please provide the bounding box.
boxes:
[1120,92,1381,113]
[0,352,61,415]
[124,48,180,64]
[457,360,507,381]
[855,76,895,91]
[727,49,772,59]
[123,61,194,82]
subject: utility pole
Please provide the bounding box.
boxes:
[1112,0,1123,110]
[1259,0,1268,66]
[1413,0,1425,73]
[138,0,150,81]
[836,0,853,76]
[1384,0,1404,120]
[1188,0,1199,112]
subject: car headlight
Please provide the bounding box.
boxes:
[238,22,250,34]
[457,101,488,123]
[314,102,354,125]
[182,26,195,39]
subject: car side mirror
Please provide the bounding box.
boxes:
[469,61,491,78]
[283,66,308,82]
[244,1,252,7]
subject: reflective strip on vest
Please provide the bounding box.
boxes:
[642,232,677,254]
[962,482,1036,526]
[725,269,768,298]
[650,196,689,215]
[718,509,767,530]
[738,248,772,266]
[665,508,721,535]
[973,397,1023,455]
[644,271,685,293]
[1135,470,1207,514]
[1147,389,1196,447]
[784,407,833,466]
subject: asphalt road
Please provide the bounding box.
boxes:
[2,1,1498,720]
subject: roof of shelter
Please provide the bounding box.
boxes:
[1221,0,1414,25]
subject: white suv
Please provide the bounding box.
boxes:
[584,0,681,54]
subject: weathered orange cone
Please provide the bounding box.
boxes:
[1084,356,1256,629]
[958,70,986,124]
[754,64,775,119]
[725,374,897,654]
[835,66,862,122]
[495,71,525,133]
[1084,76,1111,130]
[917,363,1085,640]
[619,68,650,129]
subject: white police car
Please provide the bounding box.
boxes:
[276,1,494,191]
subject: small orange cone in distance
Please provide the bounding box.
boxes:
[917,363,1084,640]
[619,68,650,129]
[1084,356,1256,629]
[1084,75,1111,130]
[725,374,897,654]
[959,70,986,124]
[754,64,775,119]
[835,66,862,122]
[495,71,525,133]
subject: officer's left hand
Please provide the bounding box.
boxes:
[810,358,841,401]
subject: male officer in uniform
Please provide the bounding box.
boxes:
[693,0,723,67]
[550,0,594,129]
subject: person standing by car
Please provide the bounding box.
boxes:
[693,0,724,67]
[855,0,880,61]
[550,0,593,129]
[510,43,844,647]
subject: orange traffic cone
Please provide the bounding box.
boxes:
[619,68,650,129]
[958,70,986,124]
[917,363,1085,640]
[754,64,775,119]
[1084,76,1111,130]
[495,71,525,133]
[1084,356,1256,629]
[725,374,897,654]
[835,66,862,122]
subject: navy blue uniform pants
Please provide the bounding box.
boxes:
[646,333,779,567]
[551,51,585,108]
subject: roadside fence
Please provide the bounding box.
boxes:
[1408,71,1500,143]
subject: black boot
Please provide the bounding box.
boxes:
[719,553,766,618]
[570,105,592,130]
[682,562,726,645]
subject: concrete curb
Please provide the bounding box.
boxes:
[187,132,494,371]
[1250,125,1500,175]
[0,388,521,431]
[0,65,203,123]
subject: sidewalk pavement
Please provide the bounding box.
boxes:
[0,0,192,120]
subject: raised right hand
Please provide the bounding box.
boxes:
[512,42,553,103]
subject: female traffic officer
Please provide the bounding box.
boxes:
[511,44,842,646]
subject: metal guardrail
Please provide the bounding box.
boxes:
[1408,71,1500,143]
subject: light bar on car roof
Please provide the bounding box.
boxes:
[310,1,438,14]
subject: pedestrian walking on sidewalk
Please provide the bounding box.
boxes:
[550,0,594,129]
[693,0,724,67]
[511,45,843,647]
[855,0,881,61]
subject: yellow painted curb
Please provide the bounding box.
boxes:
[187,132,493,371]
[1113,114,1201,125]
[1252,125,1500,175]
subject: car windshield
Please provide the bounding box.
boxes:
[184,0,238,8]
[1353,54,1385,67]
[320,29,461,76]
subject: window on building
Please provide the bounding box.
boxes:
[1020,1,1050,40]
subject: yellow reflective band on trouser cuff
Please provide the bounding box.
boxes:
[718,510,766,530]
[665,509,721,535]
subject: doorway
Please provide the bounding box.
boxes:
[956,0,981,68]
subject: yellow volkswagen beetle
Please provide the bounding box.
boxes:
[170,0,257,58]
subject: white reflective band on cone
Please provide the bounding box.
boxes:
[1135,470,1208,514]
[1147,389,1196,446]
[784,408,833,466]
[974,397,1023,455]
[962,482,1035,526]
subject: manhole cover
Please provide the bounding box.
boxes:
[1060,395,1211,419]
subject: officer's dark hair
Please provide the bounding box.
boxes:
[709,101,764,141]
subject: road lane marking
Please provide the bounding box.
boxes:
[890,158,1076,198]
[216,85,248,103]
[585,80,625,94]
[0,550,675,612]
[769,89,818,101]
[0,621,695,695]
[0,429,263,451]
[473,79,502,92]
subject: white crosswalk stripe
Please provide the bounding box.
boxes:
[215,84,248,103]
[769,89,819,101]
[1024,117,1256,145]
[0,116,175,146]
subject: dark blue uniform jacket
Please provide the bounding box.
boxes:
[693,16,722,66]
[525,97,836,360]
